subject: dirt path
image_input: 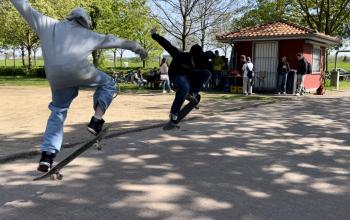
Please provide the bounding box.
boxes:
[0,87,175,158]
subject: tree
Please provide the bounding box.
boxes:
[231,0,296,30]
[151,0,200,51]
[293,0,350,36]
[127,0,163,67]
[0,0,79,69]
[232,0,350,37]
[193,0,235,49]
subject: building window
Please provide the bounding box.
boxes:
[312,47,321,72]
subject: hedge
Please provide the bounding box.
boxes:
[0,66,157,78]
[0,67,46,78]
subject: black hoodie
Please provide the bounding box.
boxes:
[152,33,214,78]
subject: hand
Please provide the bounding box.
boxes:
[150,27,157,35]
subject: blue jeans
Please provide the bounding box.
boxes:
[162,78,171,91]
[40,71,116,154]
[277,73,288,93]
[170,69,211,115]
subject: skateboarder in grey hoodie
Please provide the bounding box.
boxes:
[10,0,147,172]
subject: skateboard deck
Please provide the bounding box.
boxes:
[33,126,109,181]
[163,95,200,130]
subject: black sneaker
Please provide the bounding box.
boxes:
[194,94,201,109]
[87,116,105,135]
[37,151,56,172]
[169,113,178,126]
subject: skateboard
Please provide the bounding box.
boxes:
[33,126,109,181]
[163,94,201,130]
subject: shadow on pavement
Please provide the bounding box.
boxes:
[0,97,349,220]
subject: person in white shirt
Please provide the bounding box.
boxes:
[241,55,254,95]
[160,58,172,93]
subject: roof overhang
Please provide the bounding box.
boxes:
[217,34,340,47]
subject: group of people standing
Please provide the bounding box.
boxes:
[240,53,309,96]
[276,53,309,96]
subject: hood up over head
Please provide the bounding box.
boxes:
[66,8,92,29]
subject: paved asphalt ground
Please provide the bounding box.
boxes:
[0,97,349,220]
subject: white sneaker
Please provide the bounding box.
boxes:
[277,92,281,95]
[162,90,167,94]
[282,92,287,95]
[295,93,300,96]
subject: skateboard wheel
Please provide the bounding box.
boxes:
[97,145,103,151]
[56,173,63,180]
[50,174,56,180]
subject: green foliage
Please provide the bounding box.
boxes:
[232,0,294,29]
[0,66,46,77]
[233,0,350,38]
[0,0,163,69]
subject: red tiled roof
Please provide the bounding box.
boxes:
[216,20,339,44]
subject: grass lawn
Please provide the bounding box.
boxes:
[327,59,350,71]
[0,76,48,86]
[325,79,350,90]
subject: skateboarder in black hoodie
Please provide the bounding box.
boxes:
[151,28,211,127]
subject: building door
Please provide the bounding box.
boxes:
[253,42,278,90]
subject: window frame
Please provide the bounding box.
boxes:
[312,46,321,73]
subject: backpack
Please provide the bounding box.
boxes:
[246,65,254,79]
[306,62,312,74]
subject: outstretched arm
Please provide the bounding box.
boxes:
[150,28,180,58]
[10,0,57,36]
[96,34,147,60]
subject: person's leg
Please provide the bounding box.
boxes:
[282,73,288,93]
[300,74,306,95]
[243,77,248,95]
[189,69,211,95]
[296,74,302,95]
[162,80,166,93]
[276,74,282,93]
[41,87,79,154]
[248,79,253,95]
[170,75,190,117]
[38,87,79,172]
[211,72,217,88]
[166,78,172,92]
[86,70,116,134]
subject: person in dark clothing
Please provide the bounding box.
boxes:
[276,57,290,95]
[150,28,211,127]
[296,53,308,96]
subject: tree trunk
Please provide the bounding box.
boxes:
[4,54,7,66]
[21,46,25,67]
[113,50,117,67]
[13,48,16,68]
[143,60,146,68]
[200,29,205,49]
[33,49,37,66]
[182,36,186,51]
[119,50,124,67]
[92,50,103,66]
[26,46,32,70]
[92,50,98,66]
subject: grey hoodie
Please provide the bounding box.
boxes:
[10,0,147,89]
